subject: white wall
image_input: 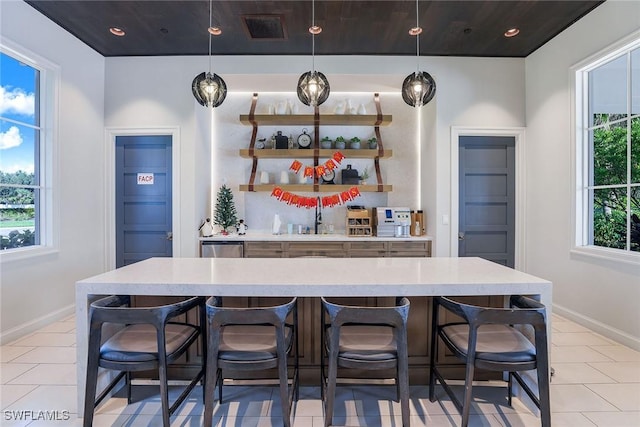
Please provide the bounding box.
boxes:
[0,1,106,342]
[104,55,524,256]
[525,1,640,348]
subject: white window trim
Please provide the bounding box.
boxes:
[0,38,60,263]
[570,30,640,267]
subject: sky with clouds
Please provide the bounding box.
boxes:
[0,51,37,175]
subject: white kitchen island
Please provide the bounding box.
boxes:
[75,256,552,413]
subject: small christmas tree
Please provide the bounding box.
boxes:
[214,184,238,234]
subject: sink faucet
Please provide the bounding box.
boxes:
[315,197,322,234]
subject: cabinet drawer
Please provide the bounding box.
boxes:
[388,240,429,251]
[244,242,285,257]
[349,250,386,258]
[388,240,431,257]
[286,242,347,252]
[288,250,347,258]
[348,241,387,251]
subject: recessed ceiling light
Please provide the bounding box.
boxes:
[504,28,520,38]
[109,27,125,37]
[208,26,222,36]
[309,25,322,35]
[409,26,422,36]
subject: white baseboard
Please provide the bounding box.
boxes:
[0,304,75,345]
[553,303,640,351]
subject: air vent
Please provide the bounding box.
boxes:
[242,15,287,40]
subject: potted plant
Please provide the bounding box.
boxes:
[349,136,361,149]
[359,166,370,185]
[368,137,378,149]
[335,136,346,150]
[321,136,333,149]
[214,184,238,235]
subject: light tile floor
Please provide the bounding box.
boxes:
[1,313,639,426]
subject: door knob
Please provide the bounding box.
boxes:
[458,232,465,241]
[166,232,173,241]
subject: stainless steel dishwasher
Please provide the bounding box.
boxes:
[200,241,244,258]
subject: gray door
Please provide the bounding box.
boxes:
[115,135,172,267]
[459,136,515,267]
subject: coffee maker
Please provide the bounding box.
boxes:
[373,207,411,237]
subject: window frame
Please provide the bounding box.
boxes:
[0,39,59,262]
[571,31,640,266]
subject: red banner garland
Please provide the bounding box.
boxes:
[270,185,361,208]
[276,151,358,208]
[289,151,345,179]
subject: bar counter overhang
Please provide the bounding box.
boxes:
[75,256,553,413]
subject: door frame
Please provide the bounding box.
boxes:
[450,127,526,270]
[105,127,181,269]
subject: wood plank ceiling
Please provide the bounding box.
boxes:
[25,0,604,58]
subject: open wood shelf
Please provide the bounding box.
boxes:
[239,148,393,159]
[239,114,392,127]
[240,93,392,193]
[239,184,392,193]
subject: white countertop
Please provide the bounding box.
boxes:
[199,232,433,242]
[77,257,548,297]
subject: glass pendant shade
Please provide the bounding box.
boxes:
[297,70,330,107]
[192,71,227,108]
[401,71,436,107]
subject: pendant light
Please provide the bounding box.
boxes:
[192,0,227,108]
[297,0,330,107]
[402,0,436,107]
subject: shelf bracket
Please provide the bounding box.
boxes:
[248,158,258,192]
[248,93,259,156]
[313,105,320,192]
[374,157,384,192]
[247,93,259,191]
[373,93,384,191]
[374,93,385,157]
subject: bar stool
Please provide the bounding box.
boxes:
[83,295,205,427]
[203,296,299,427]
[429,295,550,427]
[320,296,411,427]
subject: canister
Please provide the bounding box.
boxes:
[411,210,425,236]
[409,210,420,236]
[415,210,425,236]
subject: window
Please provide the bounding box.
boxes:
[0,43,56,258]
[575,36,640,260]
